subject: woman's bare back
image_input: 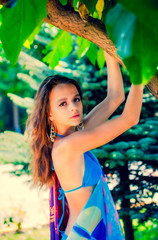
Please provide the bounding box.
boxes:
[52,141,95,235]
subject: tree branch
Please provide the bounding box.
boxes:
[44,0,158,99]
[0,0,8,5]
[44,0,125,67]
[146,75,158,100]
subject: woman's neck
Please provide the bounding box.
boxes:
[55,126,76,137]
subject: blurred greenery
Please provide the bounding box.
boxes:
[0,131,31,176]
[134,220,158,240]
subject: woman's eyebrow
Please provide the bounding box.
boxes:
[57,94,80,103]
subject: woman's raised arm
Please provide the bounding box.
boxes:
[83,51,125,130]
[104,51,125,101]
[56,83,143,159]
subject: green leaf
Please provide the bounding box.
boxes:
[80,0,98,14]
[97,48,105,69]
[0,11,2,27]
[59,0,68,6]
[117,0,158,31]
[0,0,47,64]
[43,31,73,69]
[86,42,97,65]
[96,0,104,19]
[76,36,90,58]
[73,0,79,8]
[106,3,158,85]
[23,24,41,49]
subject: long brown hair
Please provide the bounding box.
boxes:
[25,74,82,188]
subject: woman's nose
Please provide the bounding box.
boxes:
[69,102,77,111]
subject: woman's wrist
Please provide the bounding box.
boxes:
[104,50,119,66]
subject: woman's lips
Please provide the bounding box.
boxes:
[71,114,80,118]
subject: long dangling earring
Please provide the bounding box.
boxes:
[50,121,56,142]
[76,119,84,131]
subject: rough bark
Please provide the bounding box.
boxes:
[146,75,158,100]
[0,0,8,4]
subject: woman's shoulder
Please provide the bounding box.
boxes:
[51,137,80,168]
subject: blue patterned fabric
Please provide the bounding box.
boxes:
[57,151,101,233]
[61,232,68,240]
[55,151,125,240]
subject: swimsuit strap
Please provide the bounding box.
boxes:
[57,185,85,233]
[64,185,84,193]
[55,132,65,138]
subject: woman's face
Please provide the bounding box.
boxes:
[49,83,83,131]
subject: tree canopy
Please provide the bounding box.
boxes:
[0,0,158,92]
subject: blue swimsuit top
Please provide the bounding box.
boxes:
[52,133,102,233]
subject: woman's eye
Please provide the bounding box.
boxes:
[59,98,80,107]
[74,97,81,102]
[59,101,66,107]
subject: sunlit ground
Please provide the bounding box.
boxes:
[0,225,49,240]
[0,164,49,233]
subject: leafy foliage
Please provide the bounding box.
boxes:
[106,3,158,85]
[0,0,157,85]
[0,0,47,64]
[43,31,73,69]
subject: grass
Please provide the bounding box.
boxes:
[1,222,158,240]
[0,225,50,240]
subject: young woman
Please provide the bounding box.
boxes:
[26,51,143,240]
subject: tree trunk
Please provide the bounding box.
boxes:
[13,102,21,133]
[119,162,135,240]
